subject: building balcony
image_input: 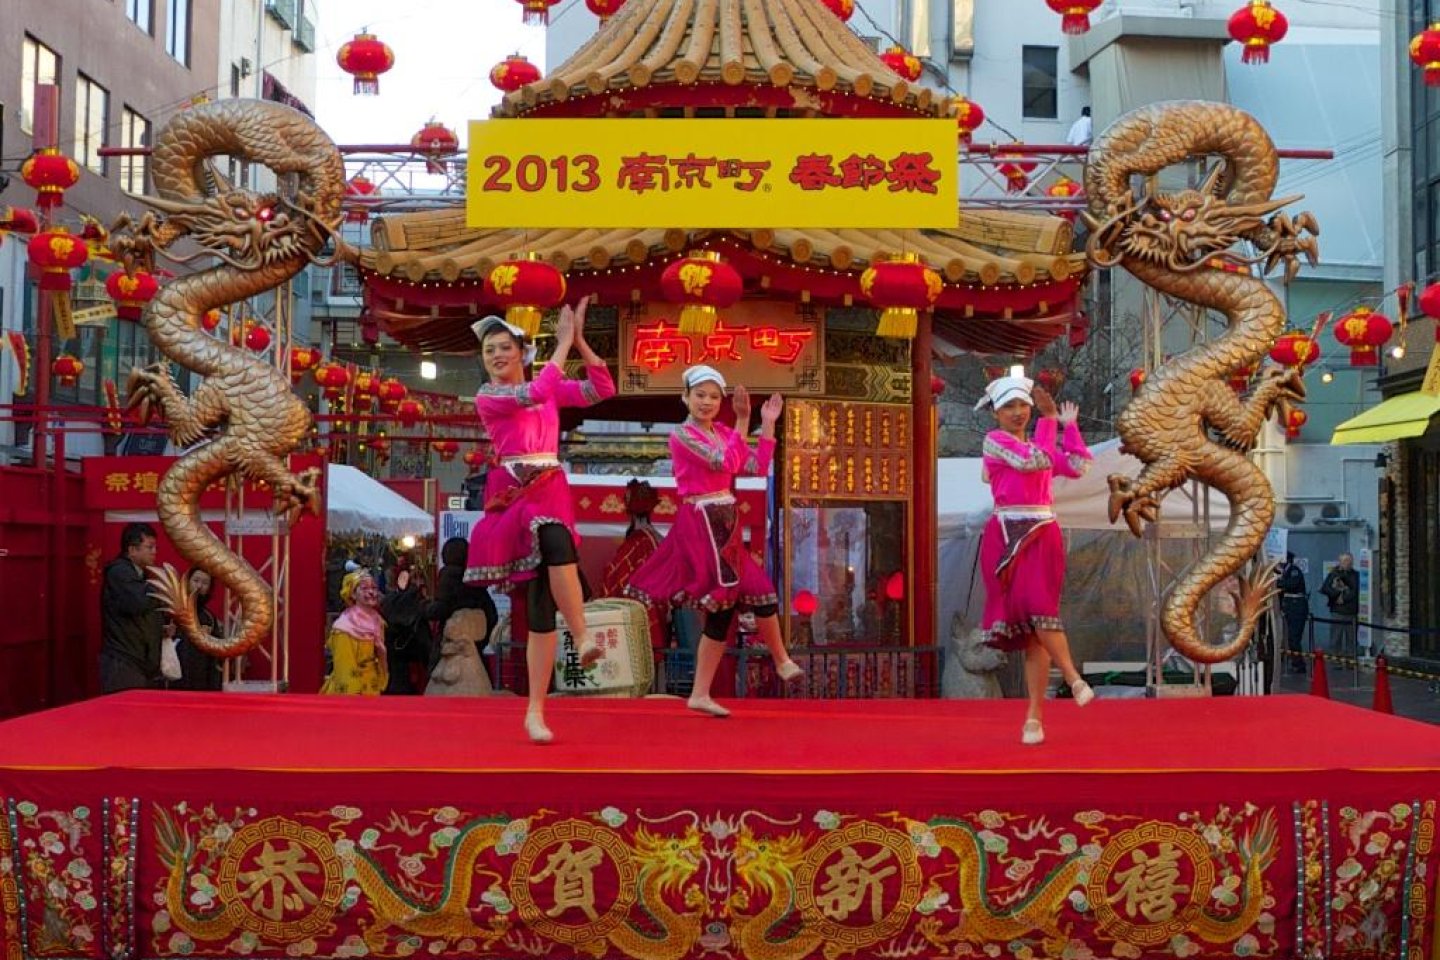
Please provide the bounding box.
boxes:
[294,16,315,53]
[265,0,296,31]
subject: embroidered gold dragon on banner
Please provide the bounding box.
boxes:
[107,99,344,657]
[1083,101,1319,664]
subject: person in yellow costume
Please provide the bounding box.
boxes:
[320,570,388,695]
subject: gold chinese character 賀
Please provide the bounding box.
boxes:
[529,841,605,921]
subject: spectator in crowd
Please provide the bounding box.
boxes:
[100,522,164,693]
[1066,106,1093,146]
[1277,552,1309,672]
[1320,552,1360,656]
[167,567,224,692]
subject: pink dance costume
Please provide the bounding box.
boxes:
[979,417,1092,651]
[626,419,779,612]
[464,362,615,590]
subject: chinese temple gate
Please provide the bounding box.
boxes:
[356,0,1086,656]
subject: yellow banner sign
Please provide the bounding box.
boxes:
[466,119,957,229]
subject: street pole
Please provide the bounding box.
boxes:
[29,84,60,469]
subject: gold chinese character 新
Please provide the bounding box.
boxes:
[815,846,897,923]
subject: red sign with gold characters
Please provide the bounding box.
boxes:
[618,302,823,396]
[82,456,309,510]
[785,399,911,499]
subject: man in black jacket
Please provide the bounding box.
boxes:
[100,523,164,693]
[1321,552,1361,657]
[1277,552,1309,673]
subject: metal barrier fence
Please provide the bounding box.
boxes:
[1294,614,1440,690]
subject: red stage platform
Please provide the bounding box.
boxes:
[1,693,1437,960]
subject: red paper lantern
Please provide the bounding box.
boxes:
[396,397,425,427]
[1035,368,1066,394]
[243,323,271,353]
[433,439,460,462]
[367,436,391,463]
[884,571,905,602]
[105,269,160,321]
[1046,0,1102,35]
[51,353,84,387]
[952,96,985,145]
[344,174,378,224]
[201,309,222,332]
[410,120,459,176]
[585,0,626,21]
[1045,176,1084,221]
[1419,282,1440,342]
[1228,1,1288,65]
[490,55,541,93]
[315,363,351,399]
[289,346,321,381]
[484,254,567,338]
[353,370,379,401]
[1284,407,1307,440]
[463,448,487,470]
[21,148,81,212]
[336,32,394,96]
[1411,24,1440,87]
[820,0,854,21]
[997,149,1038,194]
[982,365,1010,382]
[793,590,818,617]
[860,253,941,339]
[1333,307,1394,366]
[27,228,89,292]
[880,46,923,83]
[0,207,40,241]
[1129,368,1147,393]
[1270,331,1321,367]
[516,0,560,25]
[377,377,409,411]
[660,251,744,335]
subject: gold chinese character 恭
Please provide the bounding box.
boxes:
[104,472,131,493]
[1107,843,1187,923]
[235,840,321,922]
[529,841,604,921]
[815,845,896,922]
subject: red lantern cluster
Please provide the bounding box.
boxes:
[1046,0,1102,35]
[819,0,854,21]
[1333,307,1394,366]
[1270,331,1320,367]
[337,32,395,96]
[860,253,942,339]
[490,55,541,93]
[289,346,321,381]
[21,148,81,211]
[996,149,1038,194]
[485,254,567,339]
[27,228,89,292]
[516,0,560,25]
[880,46,923,83]
[660,251,743,335]
[585,0,626,22]
[952,97,985,145]
[344,175,378,224]
[315,363,351,399]
[1411,24,1440,87]
[52,353,84,387]
[1283,407,1307,441]
[105,268,160,321]
[1228,1,1288,65]
[433,439,460,462]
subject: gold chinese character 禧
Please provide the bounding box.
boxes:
[1107,842,1187,923]
[529,841,604,921]
[235,840,321,922]
[815,845,897,922]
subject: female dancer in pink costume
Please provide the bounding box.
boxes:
[977,374,1095,745]
[627,366,803,717]
[465,296,615,743]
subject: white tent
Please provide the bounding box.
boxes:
[326,463,434,538]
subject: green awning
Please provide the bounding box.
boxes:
[1331,391,1440,445]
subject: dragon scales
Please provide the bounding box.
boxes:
[108,99,345,657]
[1082,101,1319,664]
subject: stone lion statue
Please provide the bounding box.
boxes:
[941,614,1006,699]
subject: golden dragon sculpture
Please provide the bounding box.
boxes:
[108,99,344,657]
[1083,100,1319,663]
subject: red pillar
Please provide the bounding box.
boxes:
[911,314,936,692]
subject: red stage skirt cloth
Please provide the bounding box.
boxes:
[1,693,1439,960]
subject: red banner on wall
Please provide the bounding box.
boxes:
[82,456,300,510]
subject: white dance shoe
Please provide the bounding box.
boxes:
[1070,679,1095,707]
[1021,719,1045,745]
[776,660,804,682]
[524,712,554,744]
[687,696,732,718]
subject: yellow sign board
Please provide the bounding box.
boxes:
[466,119,958,229]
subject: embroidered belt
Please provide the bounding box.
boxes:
[501,454,559,467]
[685,491,736,506]
[995,506,1054,519]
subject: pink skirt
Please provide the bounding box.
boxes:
[626,498,778,611]
[980,514,1066,651]
[463,465,579,591]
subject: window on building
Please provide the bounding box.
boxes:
[120,108,151,194]
[166,0,191,65]
[20,35,59,135]
[1022,46,1059,120]
[75,75,109,174]
[126,0,153,34]
[230,63,242,97]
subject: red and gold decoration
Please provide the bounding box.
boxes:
[27,227,89,294]
[1412,23,1440,86]
[860,252,941,339]
[516,0,561,25]
[1284,406,1307,440]
[367,434,391,464]
[1046,0,1102,35]
[1227,364,1256,392]
[21,148,81,212]
[1333,306,1394,366]
[344,174,378,224]
[463,446,488,470]
[1045,176,1083,221]
[659,250,744,335]
[585,0,626,22]
[1035,368,1066,394]
[105,268,160,321]
[4,332,31,396]
[377,377,409,412]
[490,54,542,93]
[996,148,1038,194]
[103,378,124,435]
[0,206,40,243]
[819,0,854,21]
[336,31,395,96]
[951,96,985,145]
[432,438,460,462]
[1228,1,1288,65]
[352,370,379,405]
[785,398,912,497]
[315,362,351,399]
[484,254,567,338]
[879,45,923,82]
[51,353,84,388]
[201,309,222,332]
[1129,367,1147,393]
[230,319,272,353]
[411,120,459,175]
[288,346,322,382]
[1269,330,1320,367]
[396,397,425,427]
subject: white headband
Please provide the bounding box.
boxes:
[472,315,537,365]
[974,374,1034,411]
[682,365,727,392]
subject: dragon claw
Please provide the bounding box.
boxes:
[271,467,323,524]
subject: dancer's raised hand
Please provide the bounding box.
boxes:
[760,393,784,425]
[1057,401,1079,425]
[1031,385,1058,418]
[732,384,752,425]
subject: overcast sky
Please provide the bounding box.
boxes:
[312,0,553,149]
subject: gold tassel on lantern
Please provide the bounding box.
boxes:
[876,307,919,339]
[505,305,544,339]
[678,304,719,335]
